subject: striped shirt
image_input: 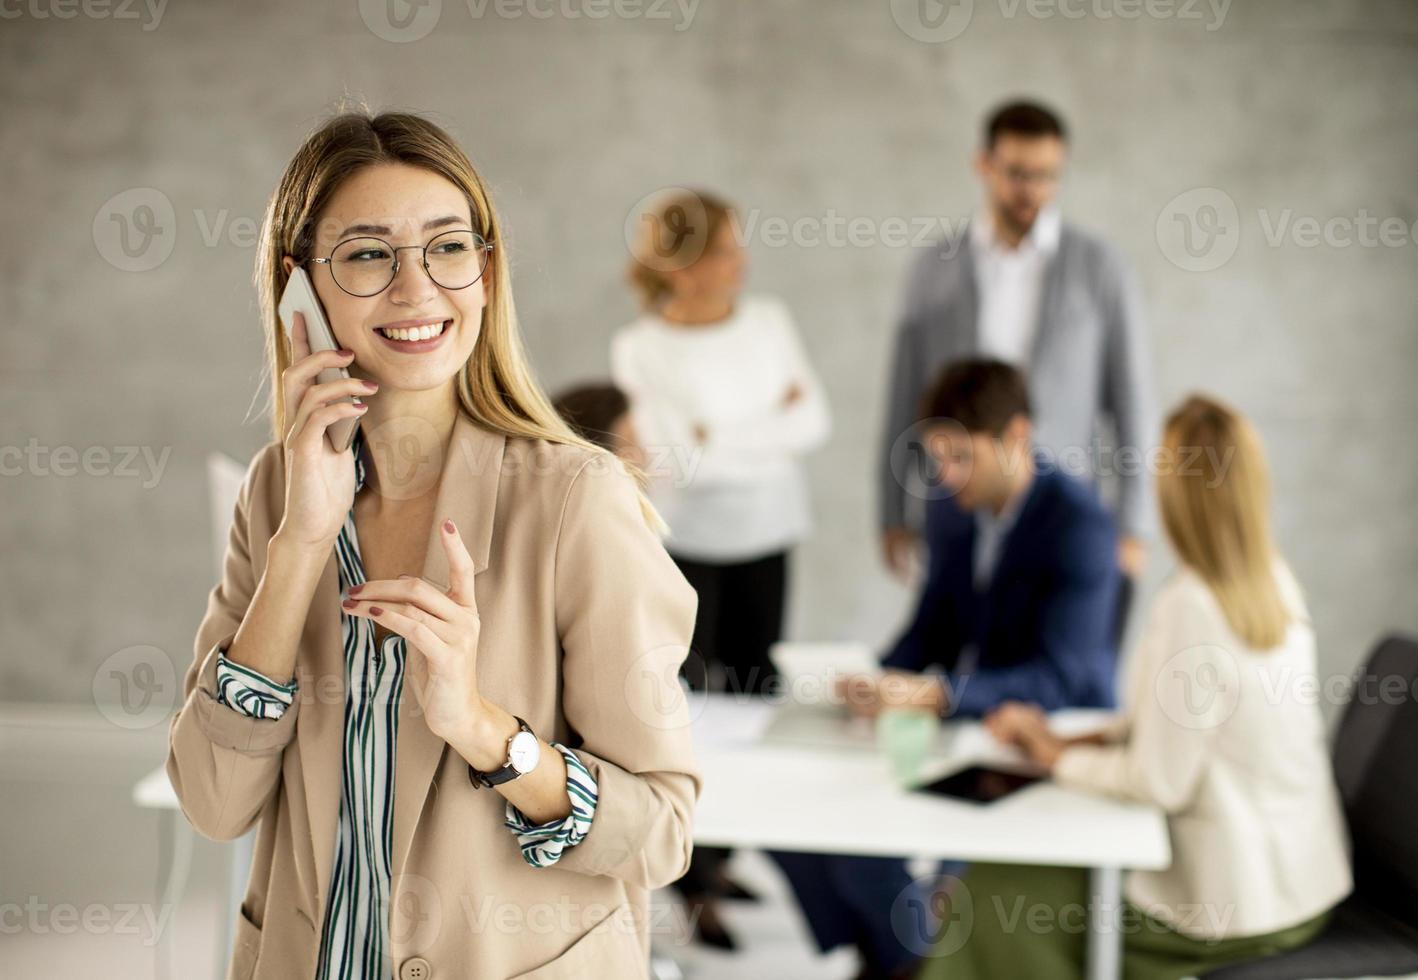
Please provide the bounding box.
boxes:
[214,426,598,979]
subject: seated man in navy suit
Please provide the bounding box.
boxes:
[863,357,1121,717]
[769,358,1122,980]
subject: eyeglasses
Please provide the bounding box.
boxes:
[309,230,494,297]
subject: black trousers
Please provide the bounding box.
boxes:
[671,549,787,697]
[669,548,788,896]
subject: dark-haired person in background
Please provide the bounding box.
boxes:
[551,383,645,468]
[851,358,1121,716]
[878,99,1154,644]
[771,360,1121,980]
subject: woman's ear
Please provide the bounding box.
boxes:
[281,254,295,276]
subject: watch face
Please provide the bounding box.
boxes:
[508,730,540,774]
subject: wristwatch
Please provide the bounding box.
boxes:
[467,716,541,788]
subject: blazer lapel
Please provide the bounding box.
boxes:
[296,550,346,922]
[1029,228,1068,371]
[957,227,980,355]
[391,412,504,881]
[298,412,506,923]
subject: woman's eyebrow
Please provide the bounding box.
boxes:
[336,214,467,237]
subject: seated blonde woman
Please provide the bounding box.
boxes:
[920,394,1353,980]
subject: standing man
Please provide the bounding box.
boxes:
[879,99,1155,633]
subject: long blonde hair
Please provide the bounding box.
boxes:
[253,106,667,535]
[1158,395,1292,648]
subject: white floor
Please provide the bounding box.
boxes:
[0,707,850,979]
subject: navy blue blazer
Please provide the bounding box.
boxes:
[880,461,1121,716]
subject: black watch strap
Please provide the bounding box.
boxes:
[467,716,534,789]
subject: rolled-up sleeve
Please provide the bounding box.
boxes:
[504,743,599,868]
[215,647,297,720]
[541,452,702,889]
[166,445,300,842]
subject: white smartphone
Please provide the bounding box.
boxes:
[277,267,360,453]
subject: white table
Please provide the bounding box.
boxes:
[686,691,1171,980]
[134,693,1169,980]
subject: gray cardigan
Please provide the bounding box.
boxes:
[878,221,1156,538]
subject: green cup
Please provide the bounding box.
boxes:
[876,707,940,786]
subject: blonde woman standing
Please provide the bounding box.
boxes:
[613,189,831,946]
[167,110,700,980]
[920,395,1352,980]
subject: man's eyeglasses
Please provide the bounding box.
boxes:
[309,230,494,297]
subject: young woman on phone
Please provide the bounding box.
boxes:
[166,109,700,980]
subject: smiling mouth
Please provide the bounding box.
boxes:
[374,319,452,352]
[375,320,449,342]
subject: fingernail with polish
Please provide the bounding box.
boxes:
[369,606,385,616]
[443,519,456,534]
[342,598,358,609]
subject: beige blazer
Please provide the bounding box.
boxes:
[167,412,701,980]
[1054,561,1352,939]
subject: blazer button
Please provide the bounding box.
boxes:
[398,956,432,980]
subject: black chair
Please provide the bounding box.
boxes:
[1202,633,1418,979]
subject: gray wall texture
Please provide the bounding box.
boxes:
[3,0,1415,724]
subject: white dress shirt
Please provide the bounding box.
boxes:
[969,204,1061,367]
[610,293,831,562]
[1053,560,1353,939]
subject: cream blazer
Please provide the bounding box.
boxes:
[1054,561,1352,939]
[166,412,701,979]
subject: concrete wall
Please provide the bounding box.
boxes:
[3,0,1415,721]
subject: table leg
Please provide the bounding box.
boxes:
[1086,866,1122,980]
[220,831,256,979]
[153,808,192,980]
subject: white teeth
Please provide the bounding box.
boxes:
[379,321,447,342]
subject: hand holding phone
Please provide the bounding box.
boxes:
[275,270,374,550]
[279,267,361,453]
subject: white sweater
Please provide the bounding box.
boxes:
[610,294,831,562]
[1054,561,1353,939]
